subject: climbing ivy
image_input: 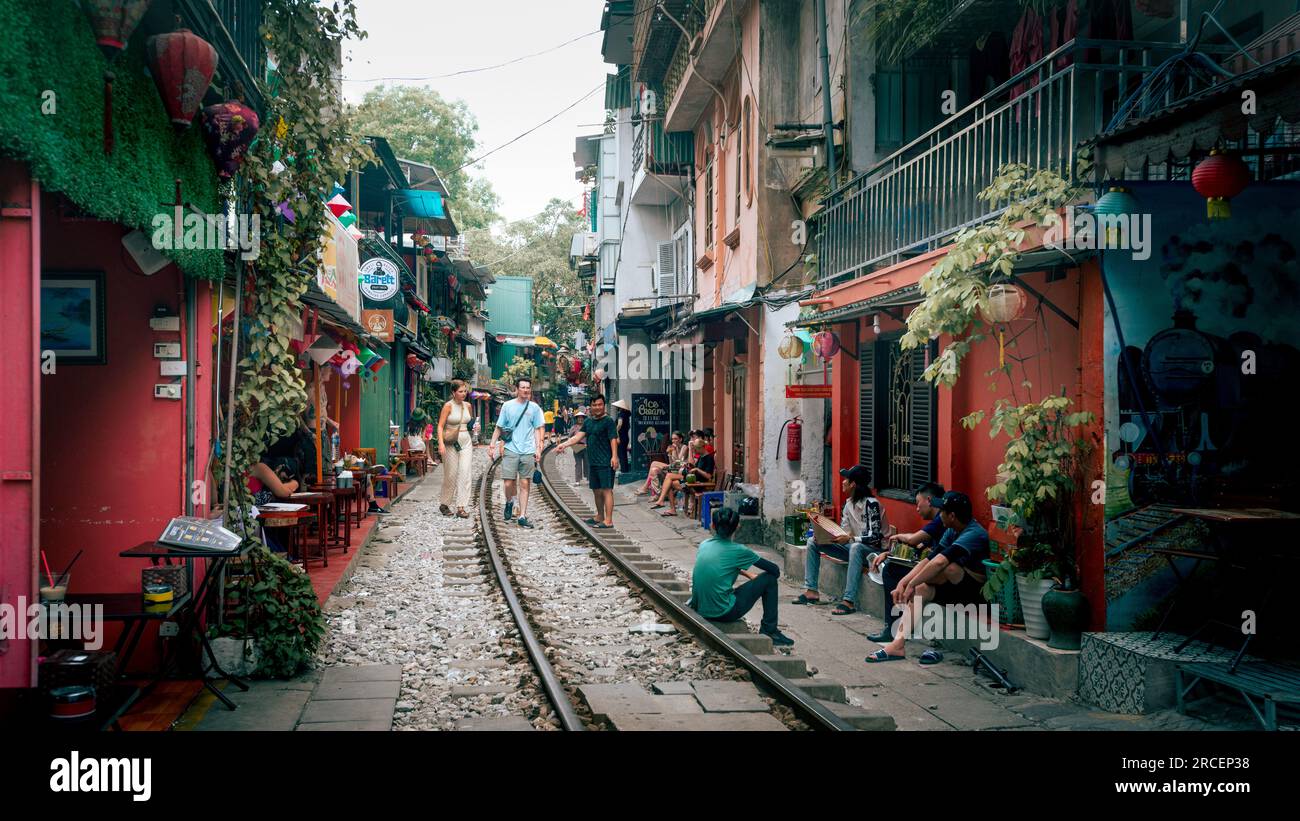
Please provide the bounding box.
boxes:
[218,0,373,676]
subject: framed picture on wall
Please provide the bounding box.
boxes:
[40,271,106,365]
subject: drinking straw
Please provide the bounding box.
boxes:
[40,550,55,588]
[55,549,83,586]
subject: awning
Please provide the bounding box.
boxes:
[394,189,445,219]
[615,304,673,331]
[533,336,558,348]
[1095,53,1300,176]
[793,284,923,328]
[303,281,367,337]
[495,334,538,348]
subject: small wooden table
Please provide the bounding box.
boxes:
[285,493,335,567]
[257,508,319,568]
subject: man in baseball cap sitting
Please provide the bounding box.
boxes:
[866,491,989,664]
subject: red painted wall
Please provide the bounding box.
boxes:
[38,194,213,660]
[0,162,40,687]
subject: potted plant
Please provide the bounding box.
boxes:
[974,395,1094,643]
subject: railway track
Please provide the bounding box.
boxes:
[473,446,864,731]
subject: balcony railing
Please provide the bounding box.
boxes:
[180,0,266,111]
[633,116,694,177]
[814,39,1235,290]
[661,0,715,114]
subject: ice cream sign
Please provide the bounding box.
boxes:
[359,257,400,301]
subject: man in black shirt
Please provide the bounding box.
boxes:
[556,395,620,528]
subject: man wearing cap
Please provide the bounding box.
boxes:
[793,465,887,616]
[866,491,990,663]
[866,481,947,642]
[569,408,589,484]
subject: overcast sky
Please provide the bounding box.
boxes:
[342,0,612,224]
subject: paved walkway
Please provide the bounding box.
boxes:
[565,469,1257,731]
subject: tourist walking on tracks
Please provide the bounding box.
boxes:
[688,507,794,646]
[555,395,619,529]
[437,379,474,518]
[488,378,546,529]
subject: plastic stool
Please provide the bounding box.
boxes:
[700,492,725,529]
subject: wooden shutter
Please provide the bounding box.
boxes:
[859,342,875,477]
[909,343,936,489]
[657,241,676,296]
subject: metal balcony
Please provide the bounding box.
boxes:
[814,39,1235,290]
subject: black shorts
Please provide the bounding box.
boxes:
[588,466,615,490]
[931,568,985,606]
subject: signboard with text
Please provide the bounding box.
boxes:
[785,384,832,399]
[631,393,670,472]
[362,309,395,342]
[359,257,400,301]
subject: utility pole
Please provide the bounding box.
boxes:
[816,0,836,184]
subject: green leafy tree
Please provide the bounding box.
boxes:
[351,85,500,228]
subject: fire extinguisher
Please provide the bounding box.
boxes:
[777,416,802,462]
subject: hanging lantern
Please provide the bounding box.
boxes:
[406,354,421,369]
[326,194,352,218]
[1093,186,1140,246]
[200,101,260,178]
[593,367,607,382]
[337,211,358,228]
[1191,150,1250,220]
[84,1,154,154]
[84,0,153,57]
[981,283,1028,324]
[146,27,218,127]
[448,274,459,290]
[777,331,804,360]
[812,330,840,360]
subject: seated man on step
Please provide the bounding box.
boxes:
[688,506,794,647]
[866,491,989,663]
[793,464,887,615]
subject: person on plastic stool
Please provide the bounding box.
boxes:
[792,464,887,615]
[688,506,794,647]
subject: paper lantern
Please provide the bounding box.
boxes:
[1093,186,1140,245]
[326,194,352,218]
[812,330,840,360]
[84,0,152,56]
[1191,150,1250,220]
[146,27,218,127]
[201,101,260,178]
[777,331,804,360]
[981,283,1028,324]
[593,367,606,382]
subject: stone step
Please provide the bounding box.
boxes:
[816,699,897,731]
[730,634,773,655]
[756,654,808,678]
[792,678,846,703]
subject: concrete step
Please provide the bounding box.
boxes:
[792,678,846,703]
[730,634,773,655]
[816,699,896,731]
[642,572,676,583]
[713,621,752,635]
[667,592,691,604]
[756,654,808,678]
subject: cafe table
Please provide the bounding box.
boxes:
[1166,507,1300,671]
[257,506,320,568]
[119,541,251,710]
[288,492,335,567]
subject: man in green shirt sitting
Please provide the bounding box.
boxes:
[688,507,794,646]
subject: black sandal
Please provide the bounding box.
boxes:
[439,504,452,516]
[832,602,857,615]
[792,594,822,605]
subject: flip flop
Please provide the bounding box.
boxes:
[919,649,944,665]
[832,602,857,615]
[865,648,906,663]
[792,594,822,606]
[648,503,665,510]
[583,517,599,525]
[660,510,678,517]
[592,523,611,529]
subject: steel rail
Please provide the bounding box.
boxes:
[536,446,852,731]
[477,455,586,731]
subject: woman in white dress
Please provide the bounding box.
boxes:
[437,380,474,517]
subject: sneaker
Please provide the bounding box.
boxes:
[371,507,390,516]
[762,629,795,647]
[517,517,534,529]
[503,500,514,522]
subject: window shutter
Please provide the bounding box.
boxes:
[909,343,936,489]
[859,342,875,477]
[657,241,676,296]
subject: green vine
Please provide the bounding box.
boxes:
[217,0,372,676]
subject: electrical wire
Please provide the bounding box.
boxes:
[340,30,602,83]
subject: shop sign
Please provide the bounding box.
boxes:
[631,393,670,472]
[359,257,400,301]
[362,309,394,342]
[319,211,360,320]
[786,384,832,399]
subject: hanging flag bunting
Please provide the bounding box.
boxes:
[326,193,353,218]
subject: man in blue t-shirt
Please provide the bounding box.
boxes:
[866,491,989,663]
[865,481,947,642]
[488,378,546,529]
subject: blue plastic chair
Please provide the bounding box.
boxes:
[700,492,725,529]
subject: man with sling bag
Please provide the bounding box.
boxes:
[488,378,546,528]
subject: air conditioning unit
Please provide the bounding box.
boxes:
[621,298,653,316]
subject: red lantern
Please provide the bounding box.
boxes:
[147,28,218,128]
[83,0,152,58]
[1191,150,1250,220]
[201,102,260,178]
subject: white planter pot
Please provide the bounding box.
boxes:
[1016,575,1055,640]
[205,636,259,678]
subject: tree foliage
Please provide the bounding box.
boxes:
[351,85,500,229]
